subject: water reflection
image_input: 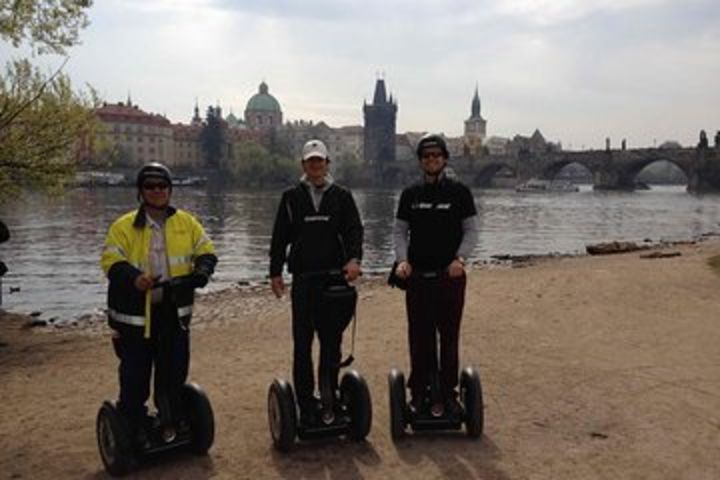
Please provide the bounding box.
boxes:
[0,185,718,320]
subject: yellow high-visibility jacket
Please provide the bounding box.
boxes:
[100,206,217,332]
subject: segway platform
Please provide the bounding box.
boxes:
[96,382,214,477]
[388,366,484,440]
[268,369,372,452]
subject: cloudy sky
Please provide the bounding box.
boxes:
[7,0,719,149]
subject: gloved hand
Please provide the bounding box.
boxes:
[190,271,209,289]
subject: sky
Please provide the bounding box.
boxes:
[4,0,719,149]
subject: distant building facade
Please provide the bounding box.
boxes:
[93,78,561,176]
[94,100,179,168]
[508,129,561,156]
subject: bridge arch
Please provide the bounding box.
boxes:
[473,162,517,187]
[624,156,690,185]
[542,160,593,183]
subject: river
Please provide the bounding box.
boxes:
[0,185,718,322]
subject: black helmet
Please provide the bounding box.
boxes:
[136,162,172,189]
[416,133,449,159]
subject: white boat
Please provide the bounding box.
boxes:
[516,179,579,193]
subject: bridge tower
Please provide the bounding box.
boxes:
[464,85,486,156]
[363,77,397,185]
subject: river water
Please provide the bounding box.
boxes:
[0,185,718,321]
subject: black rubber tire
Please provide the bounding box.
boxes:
[340,370,372,441]
[181,383,215,454]
[96,401,135,477]
[388,369,407,441]
[268,378,297,452]
[460,366,484,438]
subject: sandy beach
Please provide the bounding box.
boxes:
[1,238,719,480]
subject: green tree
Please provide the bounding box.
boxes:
[223,140,297,187]
[334,151,363,185]
[200,106,226,168]
[0,0,96,201]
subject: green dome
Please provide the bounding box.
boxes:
[245,81,281,112]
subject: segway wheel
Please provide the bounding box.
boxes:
[268,378,297,452]
[388,369,407,441]
[96,401,135,477]
[181,383,215,454]
[460,366,484,438]
[340,370,372,441]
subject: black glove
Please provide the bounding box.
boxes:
[190,271,209,289]
[0,261,7,277]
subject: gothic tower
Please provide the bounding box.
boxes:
[464,85,487,156]
[363,78,397,183]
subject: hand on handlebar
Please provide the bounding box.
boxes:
[134,273,158,292]
[343,259,362,282]
[447,259,465,278]
[270,276,285,298]
[394,261,412,280]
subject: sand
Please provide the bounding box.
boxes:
[1,239,719,479]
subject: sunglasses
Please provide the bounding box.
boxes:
[142,182,170,191]
[421,151,445,159]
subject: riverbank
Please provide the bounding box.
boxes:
[1,238,719,479]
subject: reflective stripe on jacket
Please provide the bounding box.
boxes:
[100,206,216,329]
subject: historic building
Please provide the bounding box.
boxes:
[94,78,561,178]
[244,81,283,130]
[463,85,487,156]
[277,120,363,163]
[94,100,181,168]
[363,78,397,175]
[507,129,561,156]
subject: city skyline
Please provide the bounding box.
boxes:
[4,0,719,149]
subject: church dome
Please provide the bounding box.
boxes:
[245,81,281,113]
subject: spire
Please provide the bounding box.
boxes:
[192,97,201,124]
[372,78,388,104]
[127,90,132,107]
[471,84,481,118]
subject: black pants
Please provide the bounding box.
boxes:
[405,273,466,402]
[112,303,190,424]
[291,275,351,410]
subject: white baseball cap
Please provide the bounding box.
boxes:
[302,139,329,160]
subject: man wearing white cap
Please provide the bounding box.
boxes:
[269,139,363,426]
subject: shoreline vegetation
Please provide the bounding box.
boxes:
[1,234,719,478]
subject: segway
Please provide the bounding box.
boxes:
[97,275,214,476]
[389,366,483,440]
[268,271,372,452]
[388,275,484,440]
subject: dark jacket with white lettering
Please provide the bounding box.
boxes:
[269,183,363,276]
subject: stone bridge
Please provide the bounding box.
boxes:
[380,142,720,193]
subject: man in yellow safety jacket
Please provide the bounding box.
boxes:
[100,162,217,432]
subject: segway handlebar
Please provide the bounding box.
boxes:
[152,273,207,291]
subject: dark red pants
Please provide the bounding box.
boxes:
[405,273,466,401]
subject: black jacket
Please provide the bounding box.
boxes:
[269,183,363,276]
